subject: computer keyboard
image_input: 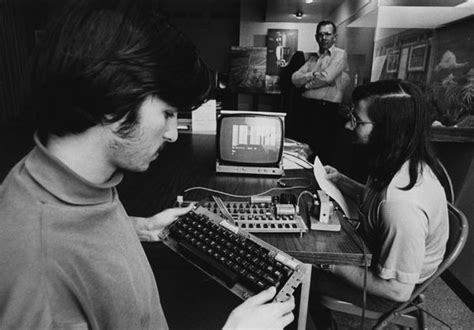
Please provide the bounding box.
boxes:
[159,206,307,302]
[176,194,308,234]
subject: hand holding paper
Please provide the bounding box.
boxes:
[312,157,356,219]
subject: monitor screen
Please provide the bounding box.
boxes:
[217,111,284,167]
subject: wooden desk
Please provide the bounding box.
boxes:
[118,133,371,267]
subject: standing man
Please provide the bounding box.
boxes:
[292,20,349,164]
[0,1,295,329]
[310,80,449,327]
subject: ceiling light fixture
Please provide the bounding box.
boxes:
[306,0,313,3]
[295,11,303,19]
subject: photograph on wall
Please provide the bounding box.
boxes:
[266,29,298,75]
[229,46,267,93]
[386,49,400,73]
[408,44,428,71]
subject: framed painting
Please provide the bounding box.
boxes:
[386,49,400,73]
[229,46,267,93]
[266,29,298,75]
[408,44,428,71]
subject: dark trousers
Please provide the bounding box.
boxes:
[296,97,341,165]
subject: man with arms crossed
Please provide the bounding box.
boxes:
[291,20,349,164]
[311,80,449,327]
[0,1,294,329]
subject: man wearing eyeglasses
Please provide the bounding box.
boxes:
[291,20,350,164]
[310,80,449,328]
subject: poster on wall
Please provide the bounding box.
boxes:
[229,46,267,93]
[386,49,400,73]
[427,18,473,127]
[266,29,298,75]
[408,44,428,71]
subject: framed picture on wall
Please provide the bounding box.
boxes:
[408,44,428,71]
[386,49,400,73]
[229,46,267,92]
[266,29,298,75]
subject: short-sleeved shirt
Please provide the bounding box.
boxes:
[0,134,168,329]
[359,162,449,284]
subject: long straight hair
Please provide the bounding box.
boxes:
[353,80,442,192]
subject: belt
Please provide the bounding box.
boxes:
[301,98,339,107]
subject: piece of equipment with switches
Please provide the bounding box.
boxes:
[176,193,308,234]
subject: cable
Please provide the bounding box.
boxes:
[183,185,311,199]
[276,177,312,188]
[343,213,368,330]
[355,233,368,330]
[296,190,315,214]
[283,152,314,169]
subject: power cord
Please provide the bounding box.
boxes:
[276,177,312,188]
[355,232,368,330]
[283,152,314,169]
[183,185,310,199]
[342,213,369,330]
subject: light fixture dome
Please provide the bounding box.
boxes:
[295,11,303,19]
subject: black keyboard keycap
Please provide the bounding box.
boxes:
[178,240,239,287]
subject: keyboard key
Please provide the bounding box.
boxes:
[178,240,239,287]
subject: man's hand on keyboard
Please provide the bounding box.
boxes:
[131,203,194,242]
[222,286,295,330]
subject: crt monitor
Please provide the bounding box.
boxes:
[216,110,285,176]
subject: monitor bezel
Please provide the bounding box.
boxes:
[216,111,285,168]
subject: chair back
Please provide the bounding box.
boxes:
[437,161,455,204]
[375,202,469,328]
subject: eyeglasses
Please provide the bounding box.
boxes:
[315,32,333,38]
[347,107,373,127]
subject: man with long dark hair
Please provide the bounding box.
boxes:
[0,1,294,328]
[311,80,449,325]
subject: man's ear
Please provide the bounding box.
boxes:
[100,115,122,138]
[102,114,125,128]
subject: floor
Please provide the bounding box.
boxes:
[333,276,473,329]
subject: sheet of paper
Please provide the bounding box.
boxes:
[313,156,352,218]
[192,99,216,134]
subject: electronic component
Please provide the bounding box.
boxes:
[177,194,307,234]
[308,190,341,232]
[275,204,296,216]
[250,195,272,204]
[159,206,308,302]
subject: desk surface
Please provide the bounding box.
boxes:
[118,133,371,266]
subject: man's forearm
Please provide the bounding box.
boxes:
[334,174,365,203]
[291,70,313,88]
[304,76,332,90]
[332,265,414,302]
